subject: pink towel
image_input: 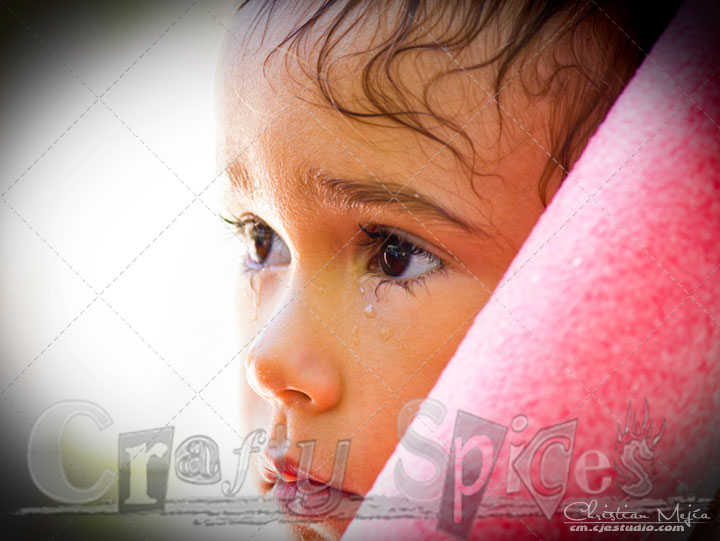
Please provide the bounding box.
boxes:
[344,0,720,538]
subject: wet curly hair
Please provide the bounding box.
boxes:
[237,0,681,205]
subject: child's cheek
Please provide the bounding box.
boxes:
[235,267,287,331]
[357,277,480,390]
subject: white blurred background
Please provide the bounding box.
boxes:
[0,1,284,538]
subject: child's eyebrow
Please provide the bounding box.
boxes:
[226,161,489,236]
[315,175,488,236]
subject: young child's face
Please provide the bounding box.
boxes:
[218,3,559,538]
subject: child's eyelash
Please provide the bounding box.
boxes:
[220,213,257,232]
[372,275,432,297]
[221,215,446,296]
[358,223,446,297]
[220,213,287,272]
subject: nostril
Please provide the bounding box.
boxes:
[276,389,312,406]
[244,322,343,413]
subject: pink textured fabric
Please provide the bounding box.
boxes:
[344,0,720,539]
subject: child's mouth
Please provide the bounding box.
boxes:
[260,452,363,519]
[271,479,360,517]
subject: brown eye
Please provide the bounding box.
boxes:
[379,237,411,277]
[235,218,290,269]
[362,225,442,281]
[249,225,273,265]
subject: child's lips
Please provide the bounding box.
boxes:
[271,479,363,518]
[260,452,301,485]
[261,451,340,489]
[259,451,364,516]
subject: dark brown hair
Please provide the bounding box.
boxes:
[239,0,681,205]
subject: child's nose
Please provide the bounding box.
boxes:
[244,297,343,414]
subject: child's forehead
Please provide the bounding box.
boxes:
[224,0,501,109]
[219,6,515,178]
[218,1,557,227]
[215,65,504,222]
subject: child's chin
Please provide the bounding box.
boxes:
[278,489,361,540]
[288,517,352,541]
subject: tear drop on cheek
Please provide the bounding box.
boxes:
[379,326,391,341]
[248,274,259,306]
[363,303,375,318]
[248,274,259,321]
[359,286,365,295]
[351,326,359,346]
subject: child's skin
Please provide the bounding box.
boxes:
[218,2,566,538]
